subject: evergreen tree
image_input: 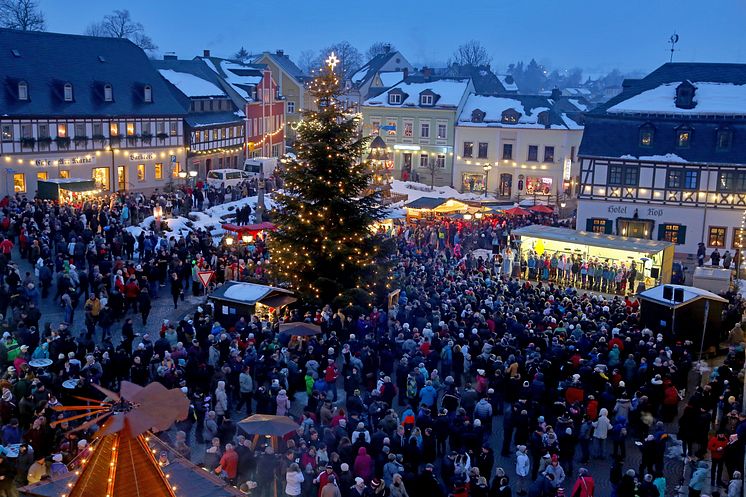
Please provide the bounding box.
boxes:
[270,56,390,303]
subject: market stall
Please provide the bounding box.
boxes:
[221,222,276,244]
[209,281,296,327]
[511,225,674,287]
[36,178,100,203]
[404,197,470,218]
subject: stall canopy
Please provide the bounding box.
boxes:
[210,281,295,307]
[511,225,675,286]
[221,222,276,235]
[404,197,470,216]
[37,178,97,200]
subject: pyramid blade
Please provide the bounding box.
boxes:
[91,383,121,401]
[67,412,112,434]
[118,381,144,401]
[51,410,105,427]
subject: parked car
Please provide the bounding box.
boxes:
[206,168,251,192]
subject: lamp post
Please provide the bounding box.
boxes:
[483,164,493,198]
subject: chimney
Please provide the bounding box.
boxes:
[550,87,562,100]
[276,49,284,56]
[203,49,211,58]
[163,52,177,61]
[403,67,409,79]
[422,66,431,80]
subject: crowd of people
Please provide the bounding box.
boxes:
[0,188,743,497]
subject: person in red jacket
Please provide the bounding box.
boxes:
[219,443,238,484]
[707,432,728,487]
[324,359,339,401]
[570,468,595,497]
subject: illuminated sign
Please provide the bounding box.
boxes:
[35,156,95,167]
[393,144,421,151]
[129,152,157,161]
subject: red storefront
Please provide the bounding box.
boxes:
[245,70,285,158]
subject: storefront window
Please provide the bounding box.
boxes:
[707,226,726,247]
[13,173,25,192]
[733,228,746,249]
[110,122,119,136]
[36,171,48,182]
[126,122,135,136]
[59,170,70,179]
[586,218,611,234]
[525,176,552,195]
[462,174,485,193]
[172,162,181,178]
[137,164,145,182]
[154,163,163,180]
[658,224,686,244]
[92,167,110,191]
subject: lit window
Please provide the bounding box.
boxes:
[437,124,447,139]
[386,120,396,136]
[666,169,698,190]
[436,154,446,168]
[639,125,654,147]
[57,123,67,137]
[127,123,135,136]
[463,142,473,158]
[587,218,610,234]
[659,224,685,244]
[154,163,163,180]
[144,85,152,103]
[37,171,47,182]
[1,125,12,142]
[733,228,746,249]
[708,226,726,247]
[608,165,639,186]
[501,109,520,124]
[110,122,119,136]
[13,173,25,192]
[92,167,110,190]
[172,162,180,178]
[64,83,73,102]
[419,154,429,168]
[543,146,554,162]
[59,170,70,179]
[18,81,28,101]
[403,121,413,137]
[137,164,145,182]
[104,84,113,102]
[676,128,691,148]
[170,122,178,136]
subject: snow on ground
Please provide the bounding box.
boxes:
[204,194,276,220]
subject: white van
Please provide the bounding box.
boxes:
[206,168,251,192]
[243,157,278,177]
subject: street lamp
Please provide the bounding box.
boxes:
[483,164,493,198]
[463,213,473,221]
[178,171,187,179]
[242,233,254,244]
[225,236,234,246]
[560,199,567,208]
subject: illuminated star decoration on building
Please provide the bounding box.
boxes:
[326,52,339,71]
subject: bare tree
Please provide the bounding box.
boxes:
[451,40,492,68]
[0,0,45,31]
[365,41,395,61]
[85,9,157,52]
[320,41,362,80]
[426,158,438,190]
[297,49,320,75]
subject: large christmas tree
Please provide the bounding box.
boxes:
[270,54,390,303]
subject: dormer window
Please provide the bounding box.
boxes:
[501,109,521,124]
[639,123,654,147]
[388,93,402,105]
[537,111,550,127]
[676,126,692,148]
[471,109,485,123]
[144,85,152,103]
[63,83,73,102]
[420,94,433,106]
[104,84,113,102]
[17,81,28,101]
[716,127,733,151]
[675,81,696,109]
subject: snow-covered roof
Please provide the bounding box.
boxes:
[458,94,583,130]
[496,74,518,92]
[619,153,688,163]
[638,284,727,307]
[363,78,471,109]
[203,59,263,101]
[158,69,225,97]
[211,281,293,305]
[378,71,404,88]
[607,82,746,115]
[569,98,588,112]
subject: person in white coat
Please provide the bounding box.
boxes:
[285,463,305,497]
[515,445,530,496]
[592,407,613,458]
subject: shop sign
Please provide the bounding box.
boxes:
[129,152,157,161]
[35,156,95,167]
[563,158,572,180]
[606,205,665,217]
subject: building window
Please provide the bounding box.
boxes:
[74,123,85,138]
[543,146,555,163]
[38,124,49,148]
[639,125,654,147]
[92,122,102,137]
[733,228,746,249]
[59,170,70,179]
[13,173,25,193]
[463,142,474,158]
[437,123,447,139]
[717,171,746,192]
[154,163,163,180]
[57,123,67,137]
[1,125,12,142]
[126,123,135,136]
[137,164,145,182]
[420,94,433,105]
[36,171,47,182]
[676,127,692,148]
[501,109,520,124]
[386,120,396,136]
[403,121,413,138]
[419,154,429,168]
[144,85,152,103]
[21,124,32,139]
[708,226,726,247]
[658,224,686,244]
[477,142,488,159]
[420,122,429,138]
[436,154,446,168]
[502,143,513,160]
[586,218,611,234]
[666,169,699,190]
[157,121,166,134]
[170,122,178,136]
[527,145,538,162]
[110,122,119,136]
[92,167,110,190]
[388,93,401,105]
[18,81,28,101]
[675,82,696,109]
[716,128,733,151]
[104,84,113,102]
[63,83,73,102]
[287,101,295,114]
[172,162,181,178]
[608,165,639,186]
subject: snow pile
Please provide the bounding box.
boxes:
[158,69,224,97]
[205,194,276,220]
[608,82,746,115]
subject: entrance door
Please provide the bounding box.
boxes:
[618,219,653,239]
[402,153,412,179]
[117,165,126,191]
[499,173,512,197]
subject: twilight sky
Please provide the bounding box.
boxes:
[38,0,746,76]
